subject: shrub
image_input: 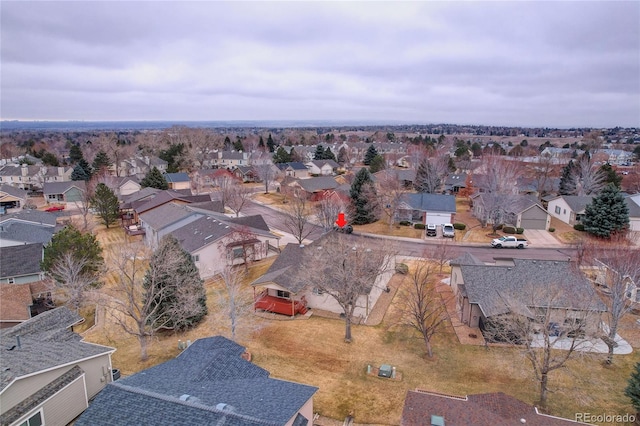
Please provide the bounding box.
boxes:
[574,223,585,231]
[549,227,555,232]
[503,226,516,234]
[495,224,504,230]
[453,223,466,230]
[414,223,426,230]
[516,227,524,234]
[399,221,412,226]
[395,263,408,274]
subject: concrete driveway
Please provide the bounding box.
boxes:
[523,229,565,248]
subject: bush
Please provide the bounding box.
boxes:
[495,224,504,230]
[453,223,466,230]
[503,226,516,234]
[574,223,585,231]
[414,223,426,230]
[395,263,408,274]
[549,227,555,232]
[399,221,412,227]
[516,227,524,234]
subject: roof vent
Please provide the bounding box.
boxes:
[179,394,190,401]
[216,403,235,412]
[299,244,304,248]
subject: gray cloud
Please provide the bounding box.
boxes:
[1,1,638,127]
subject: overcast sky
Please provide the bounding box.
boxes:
[1,1,638,127]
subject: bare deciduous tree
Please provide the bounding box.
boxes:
[394,262,450,357]
[425,240,459,273]
[49,252,98,312]
[574,155,606,196]
[282,189,314,244]
[315,195,346,233]
[223,226,264,272]
[376,170,408,229]
[227,182,253,217]
[253,153,277,193]
[528,153,556,199]
[301,233,395,342]
[475,155,522,232]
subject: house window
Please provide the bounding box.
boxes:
[232,247,244,258]
[276,290,290,299]
[191,254,200,262]
[563,209,566,214]
[7,277,15,284]
[554,206,561,214]
[18,411,42,426]
[313,287,324,295]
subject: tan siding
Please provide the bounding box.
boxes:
[40,375,88,426]
[284,397,314,426]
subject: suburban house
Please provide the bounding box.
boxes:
[192,168,239,190]
[306,160,339,176]
[0,210,57,247]
[443,173,467,194]
[172,214,280,279]
[110,155,168,178]
[43,181,87,205]
[277,162,310,179]
[207,151,251,169]
[139,202,205,250]
[547,195,594,226]
[75,336,318,426]
[0,165,73,191]
[101,176,141,199]
[0,307,116,426]
[594,257,640,303]
[592,149,634,166]
[373,168,416,189]
[396,193,457,225]
[0,243,45,285]
[472,194,550,230]
[121,189,211,230]
[251,234,394,320]
[449,255,606,334]
[281,176,339,201]
[164,172,191,190]
[0,281,53,329]
[625,196,640,231]
[401,389,589,426]
[233,165,259,183]
[0,184,28,213]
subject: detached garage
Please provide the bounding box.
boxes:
[396,193,456,225]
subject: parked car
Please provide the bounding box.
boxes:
[442,223,455,238]
[426,224,437,237]
[44,205,65,212]
[333,224,353,234]
[491,236,528,249]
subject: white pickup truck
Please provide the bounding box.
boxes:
[491,236,528,249]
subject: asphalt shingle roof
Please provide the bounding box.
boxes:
[76,336,317,426]
[43,180,86,195]
[251,243,307,293]
[139,202,200,231]
[0,222,55,246]
[164,172,190,183]
[560,195,594,214]
[0,307,114,392]
[0,210,57,227]
[625,196,640,218]
[0,184,28,199]
[402,193,457,213]
[0,243,43,278]
[294,176,338,193]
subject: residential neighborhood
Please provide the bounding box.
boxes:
[1,124,639,425]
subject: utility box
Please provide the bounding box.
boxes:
[378,364,392,378]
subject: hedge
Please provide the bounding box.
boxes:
[549,227,555,232]
[395,263,409,274]
[399,221,412,226]
[516,227,524,234]
[414,223,426,230]
[573,223,585,231]
[503,226,517,234]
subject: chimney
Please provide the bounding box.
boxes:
[58,167,64,176]
[21,164,28,176]
[16,335,21,349]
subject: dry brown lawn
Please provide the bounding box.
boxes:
[353,221,423,239]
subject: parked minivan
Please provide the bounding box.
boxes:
[442,223,455,238]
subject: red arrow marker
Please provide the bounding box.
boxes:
[335,212,347,228]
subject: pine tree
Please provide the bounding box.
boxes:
[337,146,348,165]
[272,146,292,164]
[233,137,244,151]
[266,134,275,152]
[582,183,629,238]
[258,136,265,150]
[69,144,84,164]
[349,168,377,225]
[223,136,232,151]
[324,146,336,161]
[599,163,622,189]
[42,224,104,280]
[314,145,326,160]
[625,362,640,411]
[559,160,577,195]
[144,236,207,331]
[91,183,120,228]
[369,154,385,173]
[140,167,169,190]
[92,150,112,173]
[363,145,378,165]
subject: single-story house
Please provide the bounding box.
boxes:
[443,173,468,194]
[172,214,280,279]
[124,189,211,228]
[306,160,339,176]
[0,184,28,213]
[449,255,606,333]
[373,168,416,189]
[282,176,339,201]
[75,336,318,426]
[0,307,116,426]
[401,389,590,426]
[233,165,259,183]
[0,210,57,247]
[139,202,204,250]
[164,172,191,190]
[472,193,550,230]
[546,195,594,226]
[251,234,394,320]
[396,193,456,225]
[43,180,87,205]
[0,243,45,284]
[277,162,310,179]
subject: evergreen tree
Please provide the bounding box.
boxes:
[92,150,112,173]
[272,146,292,164]
[159,143,184,173]
[599,163,622,189]
[349,168,377,225]
[625,362,640,411]
[91,183,120,228]
[266,134,276,152]
[223,136,232,151]
[363,145,378,165]
[582,183,629,238]
[140,167,169,190]
[71,163,90,181]
[559,160,577,195]
[414,158,441,193]
[258,136,265,150]
[40,151,60,166]
[314,145,326,160]
[369,154,385,173]
[289,147,300,162]
[69,144,84,164]
[233,137,244,152]
[42,224,104,280]
[144,235,207,331]
[324,146,336,161]
[337,146,348,165]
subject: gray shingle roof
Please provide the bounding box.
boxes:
[164,172,190,183]
[561,195,594,214]
[75,336,317,426]
[43,180,86,195]
[373,169,416,183]
[625,197,640,218]
[139,202,200,231]
[0,243,43,278]
[0,307,115,392]
[251,243,307,293]
[459,259,606,318]
[402,193,457,213]
[0,210,57,227]
[0,184,28,199]
[474,193,542,215]
[294,176,338,193]
[0,222,55,246]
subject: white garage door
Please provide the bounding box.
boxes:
[425,213,451,225]
[630,218,640,232]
